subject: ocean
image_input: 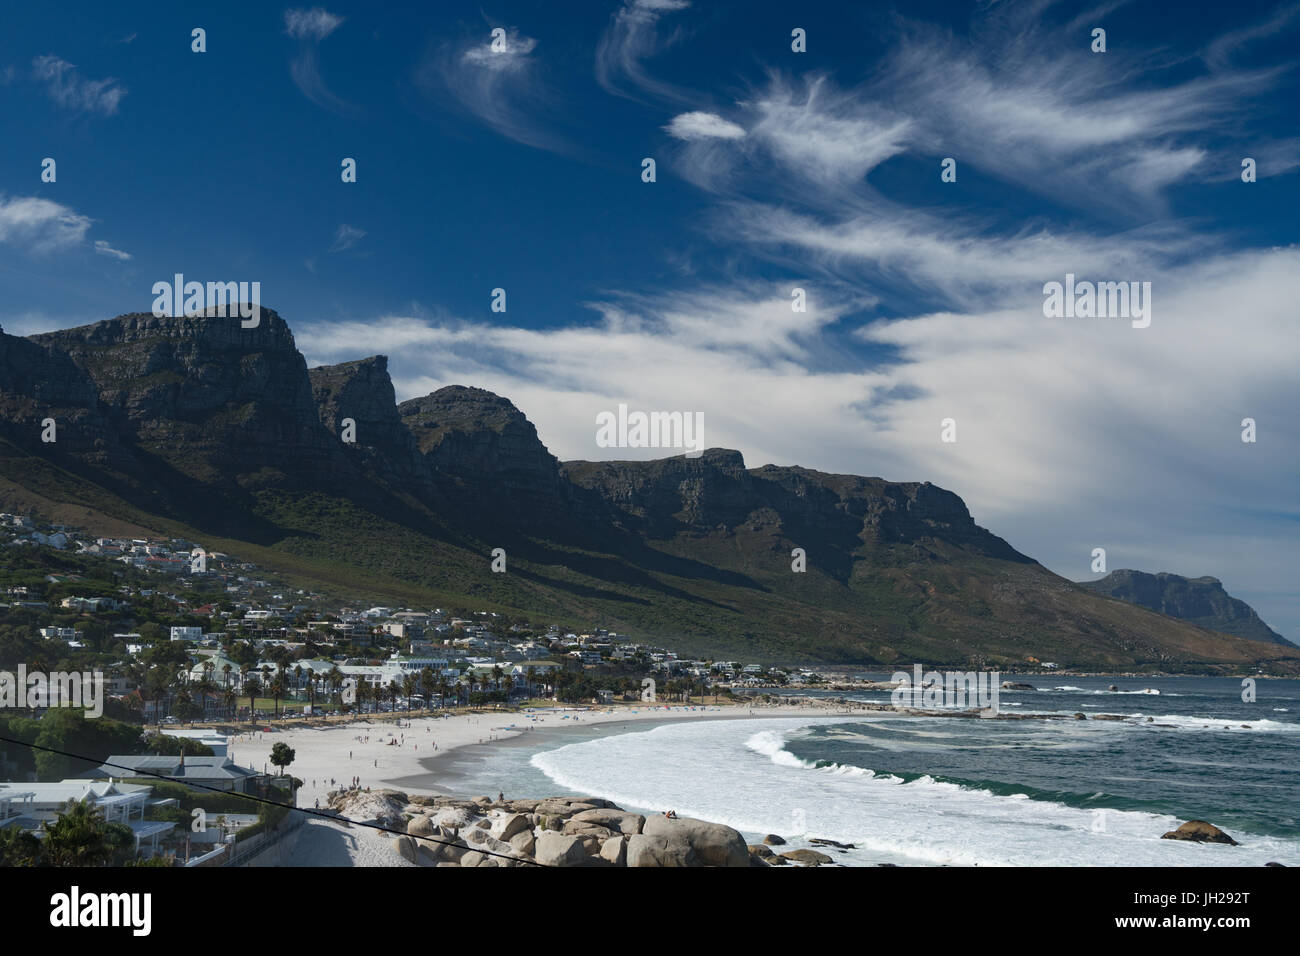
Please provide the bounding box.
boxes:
[471,675,1300,866]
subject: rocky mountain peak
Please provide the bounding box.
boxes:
[1081,569,1289,645]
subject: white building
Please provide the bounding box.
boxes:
[0,779,174,858]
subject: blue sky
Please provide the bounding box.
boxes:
[2,1,1299,639]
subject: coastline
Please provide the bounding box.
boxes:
[220,685,1300,867]
[231,701,843,811]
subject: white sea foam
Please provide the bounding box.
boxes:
[1106,688,1162,695]
[529,716,1300,867]
[1049,685,1167,695]
[1128,714,1300,733]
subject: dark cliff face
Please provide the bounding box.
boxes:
[29,310,343,484]
[309,356,427,488]
[398,386,572,517]
[561,450,1030,562]
[0,309,1043,562]
[1081,570,1290,645]
[561,449,755,535]
[0,326,115,455]
[2,312,1029,560]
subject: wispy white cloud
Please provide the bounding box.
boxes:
[283,7,352,112]
[329,224,366,253]
[596,0,695,105]
[747,75,912,189]
[720,203,1205,310]
[462,30,537,69]
[417,27,569,152]
[1205,2,1300,69]
[861,8,1286,213]
[31,55,126,115]
[284,7,343,41]
[92,239,131,261]
[649,6,1290,218]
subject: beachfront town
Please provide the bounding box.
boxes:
[0,511,811,865]
[0,512,804,710]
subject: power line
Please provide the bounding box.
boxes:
[0,734,544,867]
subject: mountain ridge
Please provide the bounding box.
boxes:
[2,309,1296,670]
[1079,569,1291,647]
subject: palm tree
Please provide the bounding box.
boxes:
[417,667,434,711]
[221,662,233,691]
[402,673,418,713]
[144,665,175,726]
[434,674,448,710]
[270,670,286,718]
[195,662,217,722]
[42,800,133,866]
[244,674,262,722]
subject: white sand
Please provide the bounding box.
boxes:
[228,701,835,810]
[227,700,841,866]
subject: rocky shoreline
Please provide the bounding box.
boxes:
[324,789,1262,867]
[326,789,840,867]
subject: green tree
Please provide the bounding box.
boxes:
[29,710,141,781]
[0,826,41,866]
[244,674,262,723]
[42,800,134,866]
[269,742,295,777]
[269,670,286,718]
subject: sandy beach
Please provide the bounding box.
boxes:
[224,700,846,866]
[230,700,840,811]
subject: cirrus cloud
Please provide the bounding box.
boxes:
[31,55,126,115]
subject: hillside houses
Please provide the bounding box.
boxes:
[1,509,800,717]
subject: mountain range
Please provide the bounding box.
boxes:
[2,308,1295,671]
